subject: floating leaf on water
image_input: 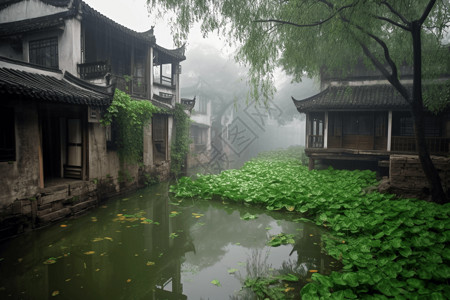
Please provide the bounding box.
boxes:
[65,278,71,282]
[51,290,59,296]
[228,268,238,274]
[100,252,106,256]
[60,224,67,228]
[235,242,241,245]
[92,237,104,242]
[117,214,123,217]
[104,237,113,242]
[84,251,95,255]
[91,217,97,222]
[240,213,258,220]
[134,254,139,257]
[122,198,129,201]
[146,261,155,266]
[95,268,100,272]
[126,279,131,283]
[309,234,314,237]
[309,270,318,273]
[211,280,221,287]
[84,263,87,269]
[43,257,57,265]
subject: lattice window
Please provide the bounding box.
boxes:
[29,37,59,68]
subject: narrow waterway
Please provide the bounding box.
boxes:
[0,182,340,299]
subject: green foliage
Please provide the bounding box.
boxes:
[101,89,159,163]
[170,103,191,177]
[267,233,295,247]
[149,0,450,103]
[170,148,450,298]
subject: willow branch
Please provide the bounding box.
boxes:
[254,3,355,28]
[380,1,411,26]
[374,15,411,31]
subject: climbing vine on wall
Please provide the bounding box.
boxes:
[171,103,191,177]
[101,89,159,163]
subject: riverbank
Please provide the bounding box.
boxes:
[170,147,450,298]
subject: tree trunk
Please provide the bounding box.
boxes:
[411,21,448,204]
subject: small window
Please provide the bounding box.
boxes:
[29,37,59,68]
[0,107,16,162]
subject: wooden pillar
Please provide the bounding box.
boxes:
[38,120,44,188]
[324,111,328,149]
[308,157,315,170]
[147,47,153,100]
[305,113,310,148]
[387,110,392,151]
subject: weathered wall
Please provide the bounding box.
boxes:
[389,155,450,197]
[0,0,67,23]
[0,100,40,208]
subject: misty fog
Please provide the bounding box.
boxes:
[181,43,320,169]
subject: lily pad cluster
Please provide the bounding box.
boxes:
[170,147,450,298]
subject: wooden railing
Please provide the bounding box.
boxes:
[78,61,111,80]
[391,136,450,154]
[308,135,324,148]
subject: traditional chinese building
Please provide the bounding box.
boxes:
[0,0,188,237]
[292,62,450,196]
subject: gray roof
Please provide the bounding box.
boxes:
[292,84,411,112]
[0,60,114,106]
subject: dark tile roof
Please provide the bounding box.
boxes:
[181,97,195,111]
[292,84,410,112]
[0,11,70,37]
[154,44,186,63]
[0,65,114,106]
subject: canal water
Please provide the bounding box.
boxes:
[0,182,340,299]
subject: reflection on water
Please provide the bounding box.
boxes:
[0,182,340,299]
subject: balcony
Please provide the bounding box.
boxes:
[78,61,111,80]
[391,136,450,154]
[308,135,324,148]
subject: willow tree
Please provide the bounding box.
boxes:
[149,0,450,204]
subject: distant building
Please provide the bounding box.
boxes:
[0,0,188,237]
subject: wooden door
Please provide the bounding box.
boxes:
[65,119,83,179]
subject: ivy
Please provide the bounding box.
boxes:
[101,89,159,163]
[170,103,191,177]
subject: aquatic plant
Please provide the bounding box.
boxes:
[170,148,450,298]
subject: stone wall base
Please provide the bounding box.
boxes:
[388,155,450,199]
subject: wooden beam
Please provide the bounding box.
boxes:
[387,110,392,151]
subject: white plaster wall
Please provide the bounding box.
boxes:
[59,18,81,75]
[0,44,23,60]
[0,0,67,23]
[142,122,154,170]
